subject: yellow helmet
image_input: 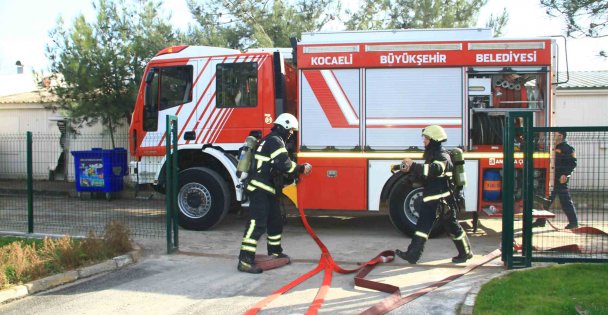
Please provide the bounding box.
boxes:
[422,125,447,142]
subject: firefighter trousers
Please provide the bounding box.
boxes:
[415,198,464,238]
[549,183,578,225]
[240,189,284,260]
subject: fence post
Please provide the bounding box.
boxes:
[27,131,34,233]
[502,114,515,268]
[521,112,534,268]
[171,118,179,249]
[503,112,533,269]
[165,115,178,253]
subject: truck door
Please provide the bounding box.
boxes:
[189,54,273,145]
[141,62,195,149]
[298,68,366,211]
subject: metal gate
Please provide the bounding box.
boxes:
[502,112,608,268]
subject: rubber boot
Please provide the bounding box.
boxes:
[565,223,579,229]
[267,242,283,257]
[268,244,290,262]
[237,251,263,274]
[452,235,473,263]
[395,236,426,264]
[532,219,546,228]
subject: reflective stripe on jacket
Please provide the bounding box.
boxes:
[247,132,301,195]
[410,149,454,203]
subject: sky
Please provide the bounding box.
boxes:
[0,0,606,75]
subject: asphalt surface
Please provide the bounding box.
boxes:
[0,209,506,315]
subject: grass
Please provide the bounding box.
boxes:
[0,237,41,248]
[474,263,608,315]
[0,221,132,289]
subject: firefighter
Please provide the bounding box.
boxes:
[237,113,312,274]
[395,125,473,264]
[532,131,579,229]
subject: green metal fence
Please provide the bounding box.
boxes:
[503,112,608,268]
[0,131,169,239]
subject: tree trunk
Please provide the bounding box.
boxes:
[108,116,116,149]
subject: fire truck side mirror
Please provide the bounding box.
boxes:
[143,69,159,132]
[143,69,156,111]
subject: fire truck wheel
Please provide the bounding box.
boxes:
[388,177,443,238]
[177,167,230,230]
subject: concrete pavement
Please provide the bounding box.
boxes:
[0,211,506,314]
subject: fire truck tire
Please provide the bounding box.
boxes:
[177,167,230,231]
[388,177,443,238]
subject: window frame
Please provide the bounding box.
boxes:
[216,62,259,108]
[158,65,194,111]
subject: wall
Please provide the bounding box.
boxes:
[553,89,608,191]
[0,102,130,181]
[553,89,608,126]
[0,103,63,133]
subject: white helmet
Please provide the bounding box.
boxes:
[274,113,299,131]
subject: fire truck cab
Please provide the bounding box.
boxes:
[129,45,297,230]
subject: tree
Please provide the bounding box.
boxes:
[45,0,178,147]
[186,0,506,48]
[484,8,508,37]
[184,0,341,49]
[344,0,507,36]
[541,0,608,38]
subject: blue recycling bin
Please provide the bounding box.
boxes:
[71,148,128,199]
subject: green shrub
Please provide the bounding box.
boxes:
[0,221,133,289]
[103,220,133,256]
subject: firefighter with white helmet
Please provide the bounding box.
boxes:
[395,125,473,264]
[237,113,312,273]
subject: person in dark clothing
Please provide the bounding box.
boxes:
[533,131,579,229]
[237,113,312,274]
[395,125,473,264]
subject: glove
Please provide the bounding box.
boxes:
[303,163,312,175]
[391,164,401,172]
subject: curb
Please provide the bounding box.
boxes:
[460,266,542,315]
[459,263,556,315]
[0,244,142,305]
[459,268,510,315]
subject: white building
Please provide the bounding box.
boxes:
[554,71,608,191]
[554,71,608,126]
[0,70,128,181]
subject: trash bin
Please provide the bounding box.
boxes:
[71,148,127,200]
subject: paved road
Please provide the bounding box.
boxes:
[0,210,505,315]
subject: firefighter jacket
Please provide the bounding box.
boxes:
[409,147,454,203]
[246,131,303,195]
[554,141,577,179]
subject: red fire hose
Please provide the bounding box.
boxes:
[244,200,395,315]
[245,199,503,315]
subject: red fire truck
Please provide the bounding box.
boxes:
[128,28,558,235]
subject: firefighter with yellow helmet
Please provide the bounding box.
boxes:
[237,113,312,273]
[395,125,473,264]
